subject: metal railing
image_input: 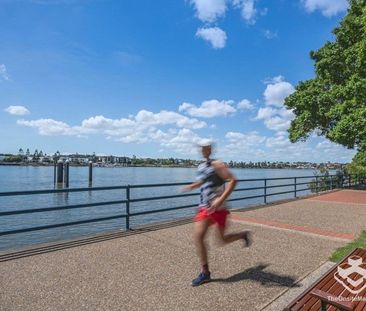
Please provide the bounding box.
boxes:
[0,173,364,237]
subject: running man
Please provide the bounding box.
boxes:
[182,141,252,286]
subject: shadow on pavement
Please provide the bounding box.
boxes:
[211,263,300,288]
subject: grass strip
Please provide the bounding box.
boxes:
[330,230,366,262]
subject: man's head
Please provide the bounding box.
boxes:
[198,139,214,160]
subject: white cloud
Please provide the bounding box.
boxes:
[265,134,291,148]
[256,107,295,132]
[17,119,94,136]
[233,0,257,24]
[315,139,353,155]
[301,0,348,17]
[5,105,30,115]
[263,115,292,132]
[263,75,295,107]
[196,27,227,49]
[263,29,277,39]
[16,108,208,153]
[150,128,207,155]
[134,110,206,129]
[179,99,236,118]
[81,115,135,129]
[237,99,254,110]
[0,64,9,81]
[226,131,266,144]
[314,138,356,161]
[190,0,227,23]
[263,75,285,84]
[221,129,354,163]
[256,107,277,120]
[220,130,268,160]
[255,76,296,133]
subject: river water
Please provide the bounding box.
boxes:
[0,166,321,251]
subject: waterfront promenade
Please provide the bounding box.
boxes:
[1,189,366,311]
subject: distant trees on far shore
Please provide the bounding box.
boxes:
[0,149,346,170]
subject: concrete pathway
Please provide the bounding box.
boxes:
[0,189,365,311]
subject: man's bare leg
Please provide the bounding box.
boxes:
[217,225,252,246]
[192,219,212,286]
[194,219,210,272]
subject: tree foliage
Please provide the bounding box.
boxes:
[346,149,366,174]
[284,0,366,151]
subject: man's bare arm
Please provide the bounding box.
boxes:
[181,181,203,192]
[210,160,237,209]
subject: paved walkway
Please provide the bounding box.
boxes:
[1,189,365,311]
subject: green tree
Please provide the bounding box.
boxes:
[285,0,366,151]
[346,150,366,175]
[4,155,22,163]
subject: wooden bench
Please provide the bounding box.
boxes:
[284,248,366,311]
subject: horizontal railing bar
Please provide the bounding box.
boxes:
[0,185,127,197]
[129,192,199,203]
[296,181,314,186]
[293,175,336,179]
[296,188,311,192]
[266,190,294,197]
[236,175,338,182]
[233,186,265,192]
[0,174,344,197]
[227,194,265,202]
[266,183,295,189]
[130,204,197,217]
[0,200,128,217]
[129,182,191,188]
[127,175,340,188]
[0,214,127,236]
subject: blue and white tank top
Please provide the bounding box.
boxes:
[196,160,226,207]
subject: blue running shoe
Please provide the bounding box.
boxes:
[192,272,211,286]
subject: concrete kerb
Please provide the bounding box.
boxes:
[0,217,193,262]
[260,261,336,311]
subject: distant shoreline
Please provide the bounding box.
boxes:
[0,162,324,170]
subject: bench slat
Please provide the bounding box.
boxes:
[290,250,362,310]
[285,248,365,311]
[310,289,354,311]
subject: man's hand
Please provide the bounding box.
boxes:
[207,197,224,214]
[180,185,192,193]
[180,181,202,193]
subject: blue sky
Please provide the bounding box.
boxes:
[0,0,357,162]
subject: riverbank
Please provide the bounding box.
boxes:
[0,162,196,168]
[0,162,332,170]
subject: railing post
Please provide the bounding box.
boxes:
[349,175,351,188]
[126,185,130,230]
[264,179,267,204]
[88,161,93,185]
[294,177,297,198]
[64,160,70,188]
[57,160,64,184]
[53,160,57,185]
[340,174,344,188]
[316,176,319,193]
[330,176,333,190]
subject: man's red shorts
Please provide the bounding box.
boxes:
[194,207,230,228]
